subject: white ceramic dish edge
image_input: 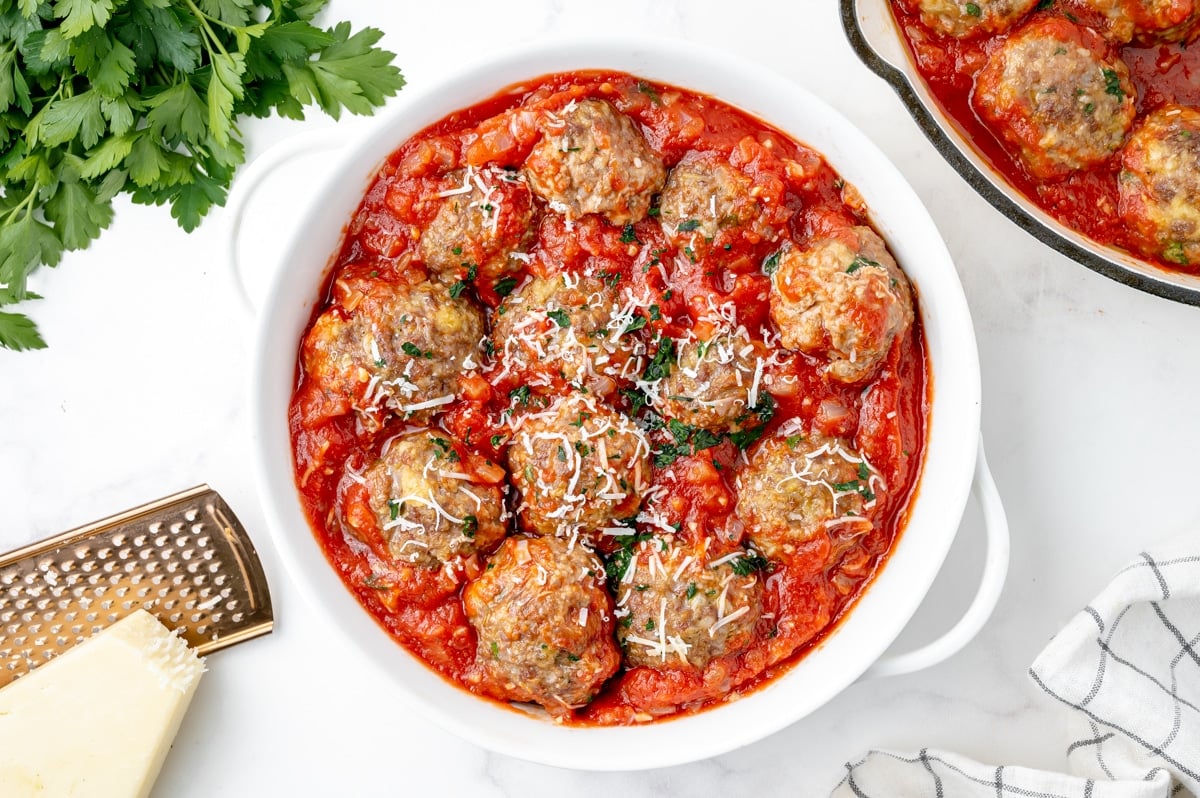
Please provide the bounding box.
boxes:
[243,36,993,771]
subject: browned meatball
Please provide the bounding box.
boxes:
[735,433,880,560]
[973,17,1137,179]
[1081,0,1200,43]
[613,538,763,669]
[657,327,765,432]
[523,99,666,225]
[658,156,778,252]
[1118,105,1200,266]
[346,432,508,568]
[507,394,651,536]
[490,274,647,397]
[301,277,485,429]
[910,0,1037,38]
[463,536,620,712]
[418,165,536,287]
[769,227,914,385]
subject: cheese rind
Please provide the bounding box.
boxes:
[0,609,205,797]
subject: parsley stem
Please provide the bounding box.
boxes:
[1,182,40,224]
[182,0,234,61]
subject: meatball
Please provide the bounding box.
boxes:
[463,536,620,711]
[301,277,485,428]
[1118,105,1200,266]
[910,0,1037,38]
[523,99,666,225]
[418,165,537,286]
[1081,0,1200,44]
[507,394,651,536]
[347,432,508,568]
[973,17,1137,179]
[614,539,763,670]
[657,328,764,431]
[490,274,646,397]
[735,433,880,560]
[769,226,914,385]
[658,156,777,251]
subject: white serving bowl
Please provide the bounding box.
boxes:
[244,37,993,771]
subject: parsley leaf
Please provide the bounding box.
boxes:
[547,308,571,328]
[0,1,406,350]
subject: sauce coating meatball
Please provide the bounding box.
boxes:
[463,536,620,712]
[523,99,666,225]
[973,17,1137,179]
[507,394,651,536]
[490,274,647,397]
[910,0,1038,38]
[613,539,763,670]
[769,226,914,385]
[658,156,779,252]
[346,432,508,569]
[657,326,765,432]
[736,434,881,560]
[301,276,485,429]
[1118,105,1200,266]
[1081,0,1200,43]
[417,165,537,287]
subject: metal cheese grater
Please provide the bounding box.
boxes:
[0,484,274,688]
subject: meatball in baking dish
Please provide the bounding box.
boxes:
[973,16,1137,180]
[657,155,779,252]
[613,538,763,670]
[1119,105,1200,267]
[464,536,620,712]
[344,432,508,569]
[490,273,647,398]
[418,165,537,288]
[769,226,913,385]
[657,326,766,432]
[909,0,1038,38]
[736,433,881,561]
[301,277,484,429]
[507,394,651,537]
[1080,0,1200,44]
[523,98,666,225]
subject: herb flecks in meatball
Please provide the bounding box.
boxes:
[418,165,537,289]
[769,226,913,385]
[735,433,882,561]
[612,538,763,669]
[507,394,652,537]
[973,16,1137,180]
[464,536,619,712]
[348,432,508,569]
[489,274,648,398]
[912,0,1038,38]
[301,277,485,429]
[1118,105,1200,266]
[523,99,667,225]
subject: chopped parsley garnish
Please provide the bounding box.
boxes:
[1102,69,1125,101]
[569,411,592,428]
[848,255,881,274]
[637,80,663,105]
[490,434,506,448]
[645,619,655,631]
[388,499,400,520]
[762,250,782,275]
[1165,242,1190,265]
[857,461,870,480]
[620,224,640,244]
[620,386,650,416]
[677,219,701,232]
[461,515,478,538]
[452,246,463,256]
[556,445,568,462]
[574,441,592,457]
[623,315,648,333]
[547,309,571,327]
[785,434,805,449]
[683,246,697,263]
[604,532,655,589]
[490,641,499,658]
[964,2,981,16]
[729,550,771,577]
[509,385,532,406]
[448,263,478,298]
[401,341,431,358]
[649,304,662,321]
[686,583,697,600]
[643,337,676,382]
[494,276,519,297]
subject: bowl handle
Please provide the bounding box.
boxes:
[863,437,1010,678]
[224,130,346,316]
[840,0,916,97]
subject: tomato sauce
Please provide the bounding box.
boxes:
[891,1,1200,276]
[288,71,930,724]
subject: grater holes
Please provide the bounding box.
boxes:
[184,508,198,522]
[168,612,182,624]
[96,547,112,560]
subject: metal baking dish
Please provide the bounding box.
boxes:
[841,0,1200,306]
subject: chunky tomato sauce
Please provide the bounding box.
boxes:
[288,71,929,724]
[892,1,1200,276]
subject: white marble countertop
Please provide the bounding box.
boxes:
[3,1,1199,795]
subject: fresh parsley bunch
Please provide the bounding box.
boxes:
[0,0,405,351]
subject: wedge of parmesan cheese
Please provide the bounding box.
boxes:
[0,609,205,797]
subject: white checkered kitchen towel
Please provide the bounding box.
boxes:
[833,542,1200,797]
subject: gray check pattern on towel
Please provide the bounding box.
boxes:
[832,541,1200,797]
